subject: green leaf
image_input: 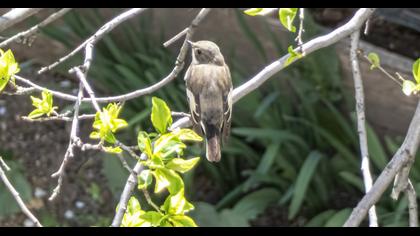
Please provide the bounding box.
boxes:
[413,58,420,84]
[89,131,100,139]
[243,8,264,16]
[285,45,302,67]
[324,208,352,227]
[171,128,203,142]
[151,97,172,134]
[153,133,186,159]
[0,49,20,93]
[168,215,197,227]
[126,196,141,214]
[103,146,122,154]
[137,131,152,158]
[0,77,9,93]
[27,109,45,119]
[402,80,416,96]
[139,211,164,227]
[232,188,281,221]
[137,170,152,189]
[162,189,194,215]
[289,151,322,219]
[368,52,380,70]
[279,8,298,32]
[166,157,200,173]
[338,171,364,192]
[152,168,183,194]
[305,210,337,227]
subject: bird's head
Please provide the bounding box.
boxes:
[188,40,225,66]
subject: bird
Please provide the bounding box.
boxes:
[184,40,233,162]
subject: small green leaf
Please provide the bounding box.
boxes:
[151,97,172,134]
[279,8,298,32]
[27,109,44,119]
[162,189,194,215]
[103,146,122,154]
[168,215,197,227]
[368,52,380,70]
[137,131,152,158]
[121,197,146,227]
[89,131,100,139]
[126,196,141,215]
[413,58,420,84]
[243,8,263,16]
[139,211,164,227]
[402,80,417,96]
[137,170,152,190]
[166,157,200,173]
[172,128,203,142]
[153,133,186,159]
[285,45,302,67]
[152,169,183,194]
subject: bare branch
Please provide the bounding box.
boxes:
[406,180,418,227]
[163,28,188,47]
[0,8,43,33]
[350,30,378,227]
[20,114,95,122]
[38,8,147,74]
[0,160,42,226]
[48,82,84,201]
[295,8,305,48]
[344,100,420,227]
[0,156,10,171]
[0,8,71,48]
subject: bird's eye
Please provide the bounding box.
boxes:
[196,49,202,55]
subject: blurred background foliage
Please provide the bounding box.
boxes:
[2,8,420,227]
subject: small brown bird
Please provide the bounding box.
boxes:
[184,40,233,162]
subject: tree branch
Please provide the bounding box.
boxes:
[0,8,71,48]
[0,159,42,226]
[406,179,418,227]
[0,8,43,33]
[38,8,147,74]
[350,29,378,227]
[344,100,420,226]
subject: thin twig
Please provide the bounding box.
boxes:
[48,82,84,201]
[20,114,95,122]
[38,8,147,74]
[350,30,378,227]
[295,8,305,51]
[0,156,10,172]
[163,28,188,47]
[405,179,418,227]
[0,8,71,48]
[0,161,42,226]
[361,53,402,86]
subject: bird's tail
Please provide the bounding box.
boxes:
[205,124,221,162]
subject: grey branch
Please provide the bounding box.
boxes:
[350,30,378,227]
[38,8,147,74]
[0,8,71,48]
[0,8,43,33]
[20,114,95,122]
[171,8,376,130]
[0,159,42,226]
[48,82,84,201]
[406,179,419,227]
[344,100,420,227]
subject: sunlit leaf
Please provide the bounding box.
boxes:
[279,8,298,32]
[137,170,153,190]
[368,52,380,70]
[137,131,152,158]
[151,97,172,134]
[166,157,200,173]
[168,215,197,227]
[413,58,420,84]
[402,80,416,96]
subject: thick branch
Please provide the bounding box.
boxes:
[0,8,71,48]
[406,179,418,227]
[0,8,43,33]
[344,100,420,226]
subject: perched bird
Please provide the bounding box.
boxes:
[184,40,233,162]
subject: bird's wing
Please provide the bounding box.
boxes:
[185,65,201,126]
[222,64,233,144]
